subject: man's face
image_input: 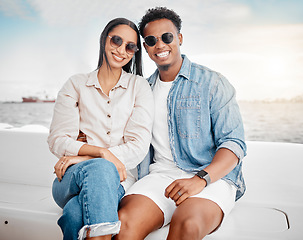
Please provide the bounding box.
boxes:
[143,19,183,71]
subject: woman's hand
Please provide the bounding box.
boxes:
[54,155,91,181]
[77,144,127,182]
[99,148,127,182]
[165,176,207,206]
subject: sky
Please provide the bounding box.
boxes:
[0,0,302,101]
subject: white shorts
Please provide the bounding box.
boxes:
[125,163,237,226]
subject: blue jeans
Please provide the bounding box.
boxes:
[52,158,125,240]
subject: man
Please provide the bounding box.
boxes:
[116,7,246,240]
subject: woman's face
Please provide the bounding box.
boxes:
[104,24,138,70]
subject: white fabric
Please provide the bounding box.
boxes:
[125,164,237,226]
[151,76,174,165]
[125,75,236,227]
[48,70,154,191]
[78,221,121,240]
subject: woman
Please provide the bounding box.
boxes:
[48,18,154,240]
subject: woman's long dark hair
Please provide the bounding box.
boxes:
[97,18,143,76]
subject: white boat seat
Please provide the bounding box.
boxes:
[1,127,302,239]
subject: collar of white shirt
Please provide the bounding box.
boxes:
[86,70,129,90]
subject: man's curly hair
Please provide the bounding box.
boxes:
[138,7,182,37]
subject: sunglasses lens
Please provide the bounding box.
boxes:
[144,33,174,47]
[109,35,138,55]
[162,32,174,44]
[110,35,123,48]
[126,43,139,55]
[144,36,157,47]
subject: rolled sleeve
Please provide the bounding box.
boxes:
[217,141,245,161]
[210,73,247,162]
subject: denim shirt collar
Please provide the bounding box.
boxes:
[148,54,193,88]
[178,54,192,80]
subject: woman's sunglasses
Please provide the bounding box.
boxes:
[144,32,174,47]
[108,35,139,55]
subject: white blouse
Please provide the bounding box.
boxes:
[48,70,154,190]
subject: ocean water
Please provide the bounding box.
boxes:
[0,101,302,144]
[238,101,303,144]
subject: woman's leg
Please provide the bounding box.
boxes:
[52,158,124,239]
[53,163,84,240]
[57,195,83,240]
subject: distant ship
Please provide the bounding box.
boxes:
[22,96,55,103]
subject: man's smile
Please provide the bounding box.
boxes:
[156,51,170,58]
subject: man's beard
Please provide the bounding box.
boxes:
[158,64,170,71]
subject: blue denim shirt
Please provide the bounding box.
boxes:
[138,55,247,200]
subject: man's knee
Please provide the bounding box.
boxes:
[117,195,161,240]
[171,216,202,238]
[118,203,136,230]
[115,206,137,239]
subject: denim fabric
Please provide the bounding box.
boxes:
[52,158,125,240]
[138,55,247,200]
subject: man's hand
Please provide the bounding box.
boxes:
[77,131,87,142]
[165,176,207,206]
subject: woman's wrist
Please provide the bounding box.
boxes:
[98,147,107,159]
[78,144,106,158]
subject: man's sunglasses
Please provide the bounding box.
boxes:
[108,35,139,55]
[144,32,174,47]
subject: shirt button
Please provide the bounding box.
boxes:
[107,100,110,104]
[107,114,111,118]
[107,131,111,135]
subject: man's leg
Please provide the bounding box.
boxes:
[115,194,164,240]
[167,198,223,240]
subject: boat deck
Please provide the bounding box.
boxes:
[1,127,302,239]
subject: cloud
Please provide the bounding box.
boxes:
[0,0,302,101]
[229,23,303,53]
[26,0,171,26]
[188,22,303,100]
[2,0,250,28]
[180,0,251,26]
[0,0,32,19]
